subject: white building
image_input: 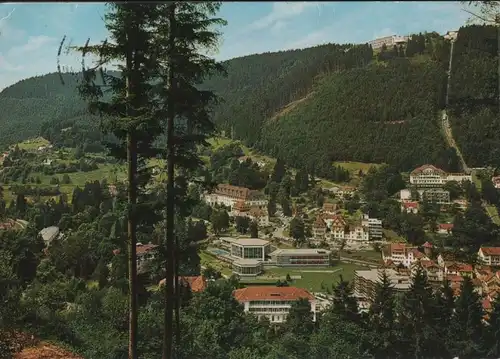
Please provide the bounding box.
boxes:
[409,164,471,188]
[382,243,429,268]
[362,214,383,239]
[269,248,331,266]
[39,226,61,246]
[205,184,268,209]
[233,286,318,323]
[492,176,500,189]
[368,34,409,50]
[478,247,500,266]
[328,215,370,242]
[399,189,411,201]
[225,237,271,276]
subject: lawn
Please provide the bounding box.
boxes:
[486,205,500,225]
[199,250,232,277]
[14,137,50,151]
[333,161,381,173]
[252,262,368,293]
[383,229,405,242]
[341,250,381,263]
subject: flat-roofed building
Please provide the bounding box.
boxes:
[354,269,411,308]
[269,248,331,266]
[233,286,317,323]
[421,188,451,204]
[227,237,271,261]
[232,258,263,277]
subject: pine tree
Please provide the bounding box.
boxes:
[73,4,162,358]
[331,275,359,322]
[449,276,485,358]
[399,266,443,358]
[149,3,226,358]
[486,299,500,357]
[368,270,399,359]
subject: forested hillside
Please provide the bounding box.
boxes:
[448,25,500,167]
[0,25,496,170]
[259,58,451,172]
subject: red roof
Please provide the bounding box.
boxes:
[482,298,492,311]
[159,276,207,292]
[422,241,433,248]
[411,164,445,175]
[313,217,326,228]
[447,275,464,282]
[403,201,418,209]
[438,223,454,231]
[233,286,314,302]
[420,260,439,269]
[481,247,500,256]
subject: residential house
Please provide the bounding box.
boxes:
[478,247,500,266]
[337,186,356,199]
[437,223,454,235]
[444,262,474,278]
[159,275,207,293]
[328,215,369,242]
[382,243,428,268]
[312,216,327,239]
[248,207,270,227]
[401,201,419,214]
[492,176,500,189]
[233,286,318,323]
[322,202,338,214]
[412,260,444,284]
[113,243,158,274]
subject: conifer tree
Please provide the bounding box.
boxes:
[368,270,398,359]
[486,298,500,357]
[331,275,359,323]
[449,276,485,358]
[73,4,162,358]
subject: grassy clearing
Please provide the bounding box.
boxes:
[199,250,232,277]
[486,205,500,225]
[14,137,50,151]
[256,262,368,292]
[333,161,381,173]
[383,229,405,242]
[341,250,381,263]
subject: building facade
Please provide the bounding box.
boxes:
[205,184,268,209]
[229,238,271,261]
[478,247,500,266]
[382,243,429,268]
[362,214,383,239]
[421,188,451,204]
[409,164,471,187]
[233,286,318,323]
[269,248,331,266]
[368,34,409,50]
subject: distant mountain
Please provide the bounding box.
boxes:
[0,25,497,172]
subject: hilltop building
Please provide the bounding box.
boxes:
[409,164,471,188]
[368,34,409,50]
[205,184,268,210]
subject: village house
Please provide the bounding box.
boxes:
[312,216,327,239]
[444,262,474,278]
[233,286,318,323]
[492,176,500,189]
[204,184,268,210]
[322,202,338,214]
[159,275,207,293]
[327,215,369,242]
[411,260,444,284]
[231,201,269,227]
[337,186,356,199]
[381,243,429,268]
[409,164,471,188]
[113,243,158,274]
[437,223,454,235]
[401,201,419,214]
[478,247,500,266]
[399,189,412,201]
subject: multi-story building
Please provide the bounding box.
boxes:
[233,286,318,323]
[409,164,471,188]
[312,216,327,239]
[353,269,412,308]
[413,260,444,284]
[232,202,269,227]
[269,248,331,267]
[368,34,409,50]
[204,184,268,209]
[421,188,451,204]
[362,214,383,239]
[382,243,428,268]
[226,238,271,276]
[328,215,369,242]
[478,247,500,266]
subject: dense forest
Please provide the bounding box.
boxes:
[448,25,500,167]
[0,26,497,170]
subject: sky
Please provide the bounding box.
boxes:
[0,1,473,90]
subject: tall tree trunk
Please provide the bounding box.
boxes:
[163,3,176,359]
[174,231,180,344]
[125,20,138,359]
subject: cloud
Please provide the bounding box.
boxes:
[247,2,322,31]
[0,54,23,71]
[8,35,57,57]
